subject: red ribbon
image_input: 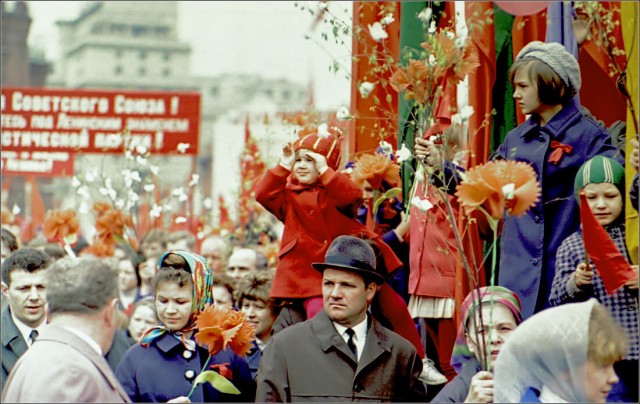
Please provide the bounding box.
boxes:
[548,141,573,165]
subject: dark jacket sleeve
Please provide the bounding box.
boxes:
[255,337,289,402]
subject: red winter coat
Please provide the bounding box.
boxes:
[408,183,459,298]
[255,165,402,299]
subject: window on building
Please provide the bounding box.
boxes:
[155,26,169,37]
[163,68,171,77]
[163,52,171,61]
[132,25,148,36]
[265,89,273,97]
[111,24,126,34]
[282,90,290,100]
[116,49,123,59]
[139,67,146,76]
[114,66,123,75]
[139,51,147,60]
[209,86,219,97]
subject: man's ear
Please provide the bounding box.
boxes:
[365,282,377,305]
[105,298,119,326]
[1,281,9,298]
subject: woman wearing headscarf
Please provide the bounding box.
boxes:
[115,251,253,402]
[431,286,523,403]
[494,299,627,403]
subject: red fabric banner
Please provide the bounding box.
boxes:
[579,192,635,294]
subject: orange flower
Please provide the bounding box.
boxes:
[95,209,133,239]
[82,238,115,258]
[1,210,15,225]
[43,209,79,243]
[455,161,541,220]
[92,201,112,218]
[195,305,255,357]
[351,153,401,191]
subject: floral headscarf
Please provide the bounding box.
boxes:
[450,286,523,372]
[140,250,214,350]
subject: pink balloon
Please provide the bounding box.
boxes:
[495,1,548,16]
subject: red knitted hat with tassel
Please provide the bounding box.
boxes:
[293,124,344,170]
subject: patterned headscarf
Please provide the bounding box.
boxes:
[450,286,523,372]
[140,250,214,350]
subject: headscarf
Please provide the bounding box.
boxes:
[140,250,214,350]
[494,299,597,403]
[450,286,523,372]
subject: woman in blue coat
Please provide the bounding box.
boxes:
[115,251,253,402]
[416,41,621,318]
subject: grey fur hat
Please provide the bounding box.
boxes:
[516,41,581,97]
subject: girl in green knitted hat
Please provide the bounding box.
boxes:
[549,155,638,403]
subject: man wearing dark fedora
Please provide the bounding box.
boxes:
[255,235,427,402]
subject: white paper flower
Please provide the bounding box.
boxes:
[317,123,331,138]
[12,204,21,215]
[77,185,90,199]
[460,105,475,119]
[149,165,160,176]
[203,198,213,210]
[175,216,188,224]
[428,20,437,34]
[502,183,516,200]
[395,143,412,163]
[379,140,393,156]
[381,13,395,26]
[368,22,388,42]
[72,176,81,187]
[136,145,148,155]
[78,202,89,214]
[445,31,455,39]
[150,204,163,218]
[188,173,199,187]
[115,199,125,210]
[177,143,190,154]
[428,54,436,66]
[455,36,466,48]
[418,7,432,23]
[336,106,352,120]
[411,196,434,212]
[414,167,425,183]
[359,82,376,98]
[143,183,155,193]
[317,1,327,10]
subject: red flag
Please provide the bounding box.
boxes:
[579,192,635,294]
[238,116,267,233]
[218,195,233,232]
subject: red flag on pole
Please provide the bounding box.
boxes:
[579,192,635,294]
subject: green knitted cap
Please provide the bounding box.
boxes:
[574,156,625,201]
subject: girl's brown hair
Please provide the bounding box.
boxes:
[509,59,573,106]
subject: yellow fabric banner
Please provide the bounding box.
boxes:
[622,1,638,264]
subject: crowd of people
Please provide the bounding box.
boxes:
[1,40,639,403]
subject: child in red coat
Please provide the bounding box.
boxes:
[256,125,443,384]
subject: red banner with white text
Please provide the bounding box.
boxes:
[1,87,200,156]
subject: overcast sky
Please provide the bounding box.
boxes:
[22,1,353,110]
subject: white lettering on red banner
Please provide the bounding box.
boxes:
[1,88,200,155]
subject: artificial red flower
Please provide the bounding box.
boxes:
[455,160,541,219]
[43,209,79,244]
[195,304,255,357]
[1,210,15,225]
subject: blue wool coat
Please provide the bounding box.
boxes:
[493,99,621,318]
[115,333,253,402]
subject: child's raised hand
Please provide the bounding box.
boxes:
[306,151,329,175]
[624,265,639,290]
[280,143,295,170]
[574,262,594,288]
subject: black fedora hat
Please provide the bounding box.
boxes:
[311,235,385,284]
